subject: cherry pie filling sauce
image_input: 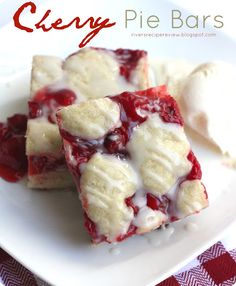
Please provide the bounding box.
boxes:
[91,47,148,83]
[58,86,204,243]
[28,88,77,177]
[0,114,28,182]
[0,88,76,182]
[113,48,147,82]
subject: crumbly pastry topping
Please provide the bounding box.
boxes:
[80,153,137,240]
[177,180,208,215]
[26,118,62,156]
[58,98,121,139]
[31,48,149,100]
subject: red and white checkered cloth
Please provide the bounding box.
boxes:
[0,241,236,286]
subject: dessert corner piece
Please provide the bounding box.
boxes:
[57,86,208,243]
[25,47,149,189]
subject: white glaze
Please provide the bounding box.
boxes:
[144,233,162,247]
[133,207,168,233]
[143,225,175,247]
[164,226,175,240]
[64,143,77,167]
[109,247,121,256]
[132,194,147,209]
[184,222,199,232]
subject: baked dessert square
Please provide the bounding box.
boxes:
[26,47,149,188]
[57,86,208,243]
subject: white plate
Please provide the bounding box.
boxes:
[1,1,236,286]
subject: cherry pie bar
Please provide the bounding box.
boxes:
[26,47,149,188]
[56,86,208,243]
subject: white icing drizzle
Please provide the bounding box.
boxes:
[144,233,161,247]
[143,225,175,247]
[109,247,121,256]
[164,226,175,240]
[184,222,199,232]
[64,143,77,167]
[133,207,167,232]
[132,194,147,209]
[85,156,136,189]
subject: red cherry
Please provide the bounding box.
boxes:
[114,49,147,81]
[116,224,137,242]
[187,151,202,180]
[29,88,76,121]
[125,196,139,215]
[7,114,27,133]
[28,155,66,176]
[28,101,42,119]
[146,193,170,214]
[0,114,28,182]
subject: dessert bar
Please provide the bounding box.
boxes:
[26,47,149,188]
[57,86,208,243]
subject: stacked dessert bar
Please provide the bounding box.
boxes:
[26,48,149,188]
[25,47,208,243]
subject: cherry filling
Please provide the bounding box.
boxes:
[29,88,76,123]
[28,155,67,176]
[146,193,170,214]
[83,211,137,243]
[103,127,129,155]
[116,224,137,242]
[125,196,139,215]
[0,114,27,182]
[27,88,77,178]
[114,49,147,81]
[83,184,139,243]
[59,130,99,175]
[186,151,202,180]
[83,212,106,243]
[92,47,147,82]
